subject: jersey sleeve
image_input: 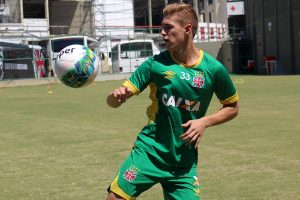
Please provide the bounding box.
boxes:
[122,58,153,95]
[214,65,239,104]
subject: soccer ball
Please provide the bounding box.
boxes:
[54,44,99,88]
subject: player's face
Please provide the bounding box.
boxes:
[161,15,187,51]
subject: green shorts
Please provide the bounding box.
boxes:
[108,146,201,200]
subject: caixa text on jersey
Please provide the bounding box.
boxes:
[162,93,200,112]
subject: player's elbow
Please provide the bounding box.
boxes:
[223,101,239,120]
[231,102,239,118]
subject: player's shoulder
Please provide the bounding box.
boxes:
[137,51,170,71]
[140,50,168,63]
[150,50,173,66]
[201,51,226,72]
[153,50,169,60]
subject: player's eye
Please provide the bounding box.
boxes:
[162,24,173,31]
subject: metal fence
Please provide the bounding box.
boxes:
[0,25,244,80]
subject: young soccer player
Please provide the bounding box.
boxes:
[106,3,239,200]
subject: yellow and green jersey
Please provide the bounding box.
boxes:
[123,50,239,168]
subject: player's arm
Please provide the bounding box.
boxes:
[181,101,239,148]
[201,65,239,127]
[106,86,133,108]
[107,58,152,108]
[181,64,239,148]
[202,101,239,126]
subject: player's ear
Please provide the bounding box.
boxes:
[184,24,193,34]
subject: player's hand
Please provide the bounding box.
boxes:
[112,86,132,102]
[107,86,132,108]
[180,119,207,149]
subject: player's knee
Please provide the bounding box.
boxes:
[106,191,126,200]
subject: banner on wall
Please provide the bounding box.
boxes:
[227,1,245,16]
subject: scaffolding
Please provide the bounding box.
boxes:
[93,0,110,55]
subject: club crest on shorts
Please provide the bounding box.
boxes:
[123,165,139,182]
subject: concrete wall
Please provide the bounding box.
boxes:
[276,0,293,74]
[245,0,300,74]
[195,41,236,73]
[49,1,93,36]
[291,0,300,74]
[195,41,223,58]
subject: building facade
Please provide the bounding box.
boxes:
[0,0,95,44]
[49,0,94,36]
[0,0,230,43]
[134,0,228,29]
[0,0,49,43]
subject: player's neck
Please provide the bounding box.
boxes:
[171,44,199,66]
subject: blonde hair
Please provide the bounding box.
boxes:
[163,3,198,37]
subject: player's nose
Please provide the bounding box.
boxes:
[160,28,167,37]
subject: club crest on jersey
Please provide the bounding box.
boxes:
[192,72,205,88]
[163,70,176,79]
[123,165,139,182]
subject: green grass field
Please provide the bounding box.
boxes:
[0,75,299,200]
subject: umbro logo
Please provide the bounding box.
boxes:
[163,70,176,79]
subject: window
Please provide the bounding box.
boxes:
[120,42,153,59]
[51,38,84,53]
[200,13,205,23]
[23,0,45,18]
[0,0,5,12]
